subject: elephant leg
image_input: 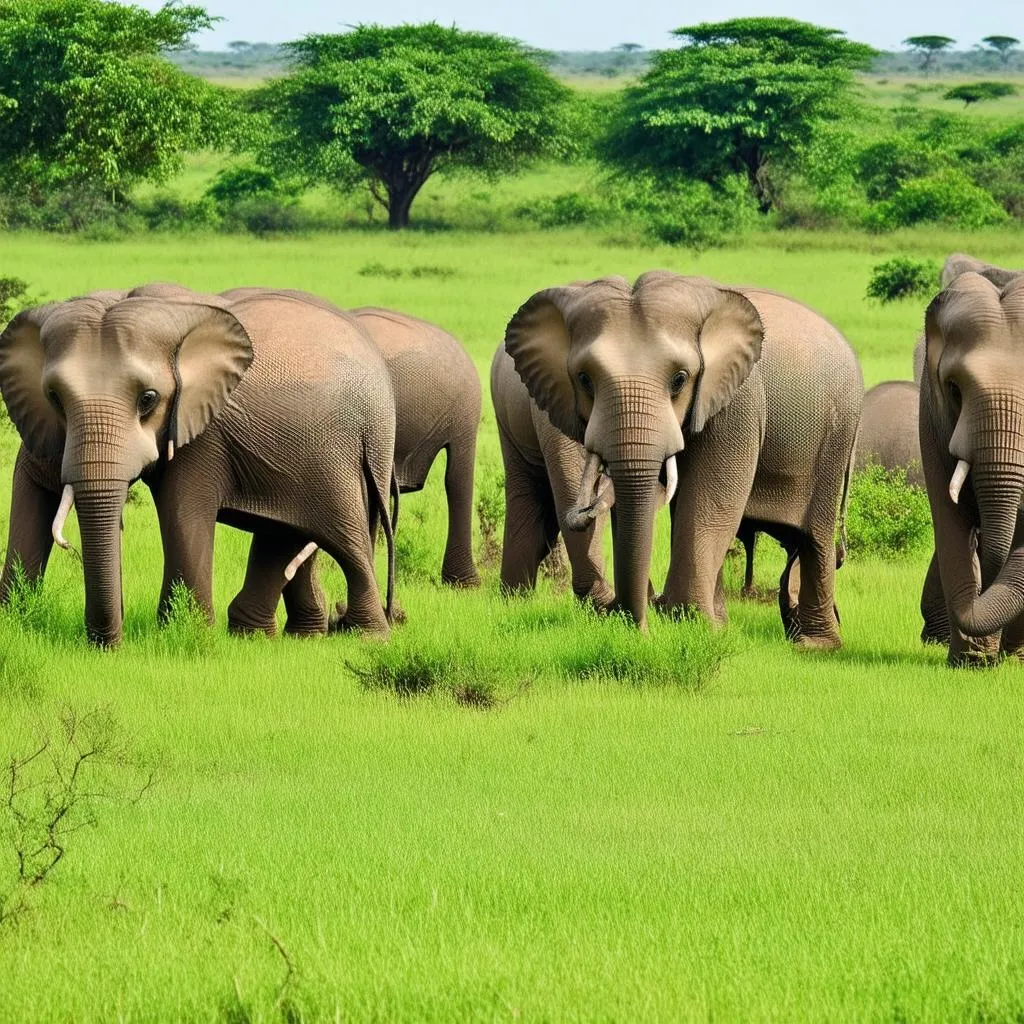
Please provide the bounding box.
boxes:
[318,478,390,637]
[714,567,727,621]
[539,420,613,608]
[920,549,951,645]
[738,524,757,597]
[779,549,801,640]
[227,529,328,637]
[660,439,756,624]
[792,533,841,649]
[154,486,219,625]
[498,425,556,594]
[441,435,481,588]
[1,451,60,602]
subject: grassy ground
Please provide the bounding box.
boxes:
[2,226,1024,1021]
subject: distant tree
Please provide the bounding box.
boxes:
[944,81,1017,105]
[599,18,875,212]
[903,35,956,72]
[981,35,1019,65]
[0,0,229,200]
[253,24,575,229]
[227,40,252,52]
[614,43,643,54]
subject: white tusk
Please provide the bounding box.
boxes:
[284,542,318,582]
[167,439,175,461]
[52,484,74,549]
[665,456,679,505]
[949,459,970,505]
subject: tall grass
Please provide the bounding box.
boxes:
[1,228,1023,1021]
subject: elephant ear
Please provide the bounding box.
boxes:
[171,305,254,449]
[504,286,584,440]
[690,290,763,433]
[0,303,66,461]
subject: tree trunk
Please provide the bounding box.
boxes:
[386,179,420,230]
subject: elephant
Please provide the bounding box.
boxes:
[490,344,614,608]
[0,289,398,645]
[221,289,482,589]
[919,268,1024,665]
[504,271,863,644]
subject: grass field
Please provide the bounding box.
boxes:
[2,224,1024,1021]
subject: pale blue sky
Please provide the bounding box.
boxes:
[145,0,1022,53]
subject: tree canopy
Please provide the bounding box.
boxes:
[902,36,956,72]
[0,0,230,199]
[253,23,575,229]
[944,81,1017,106]
[599,18,875,212]
[981,35,1019,65]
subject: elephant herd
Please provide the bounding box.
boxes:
[0,256,1021,668]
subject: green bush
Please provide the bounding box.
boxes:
[865,171,1008,230]
[204,164,299,206]
[135,194,221,232]
[846,463,932,557]
[866,257,940,303]
[516,191,608,228]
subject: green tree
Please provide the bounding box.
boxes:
[944,81,1017,105]
[0,0,229,202]
[903,35,956,72]
[253,24,574,229]
[981,35,1019,65]
[599,18,875,212]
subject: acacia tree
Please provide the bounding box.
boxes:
[903,35,956,72]
[0,0,229,201]
[981,35,1019,66]
[599,18,875,212]
[254,24,574,229]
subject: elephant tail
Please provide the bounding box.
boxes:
[365,453,396,623]
[835,441,855,570]
[389,464,400,534]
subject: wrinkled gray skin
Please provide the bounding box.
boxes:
[490,345,614,608]
[0,287,397,645]
[919,268,1024,666]
[505,272,863,644]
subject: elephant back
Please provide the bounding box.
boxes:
[855,380,922,487]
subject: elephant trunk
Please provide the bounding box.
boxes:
[607,457,661,630]
[74,481,129,647]
[564,451,613,532]
[948,408,1024,637]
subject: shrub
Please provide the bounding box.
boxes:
[135,194,221,232]
[943,82,1017,106]
[516,191,608,228]
[204,164,299,206]
[865,171,1008,230]
[846,463,932,557]
[866,258,940,303]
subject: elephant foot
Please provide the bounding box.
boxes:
[283,620,327,638]
[227,617,277,639]
[329,601,394,636]
[947,648,999,669]
[921,626,952,646]
[794,632,842,652]
[441,570,481,589]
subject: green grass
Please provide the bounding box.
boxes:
[2,226,1024,1021]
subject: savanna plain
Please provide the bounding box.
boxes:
[1,216,1024,1021]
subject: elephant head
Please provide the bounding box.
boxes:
[0,295,252,645]
[505,272,762,629]
[922,272,1024,638]
[941,253,1023,290]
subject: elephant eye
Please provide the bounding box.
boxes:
[670,371,688,396]
[46,388,63,413]
[946,380,962,409]
[137,389,160,417]
[577,372,594,398]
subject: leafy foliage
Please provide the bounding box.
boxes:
[599,18,875,212]
[0,0,231,200]
[846,464,932,557]
[902,35,956,72]
[866,170,1007,231]
[253,24,575,229]
[943,82,1017,106]
[980,35,1019,65]
[866,258,940,303]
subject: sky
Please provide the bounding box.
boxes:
[144,0,1023,53]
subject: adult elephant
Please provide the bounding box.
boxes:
[920,270,1024,665]
[221,288,482,589]
[490,344,613,608]
[0,290,397,645]
[504,271,862,644]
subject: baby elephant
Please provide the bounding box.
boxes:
[490,345,614,608]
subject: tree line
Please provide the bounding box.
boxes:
[0,1,1021,239]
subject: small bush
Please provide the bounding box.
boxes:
[865,171,1007,230]
[846,463,932,557]
[154,583,215,659]
[136,194,221,232]
[356,262,458,280]
[944,82,1017,106]
[516,191,607,228]
[205,164,300,206]
[866,258,940,303]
